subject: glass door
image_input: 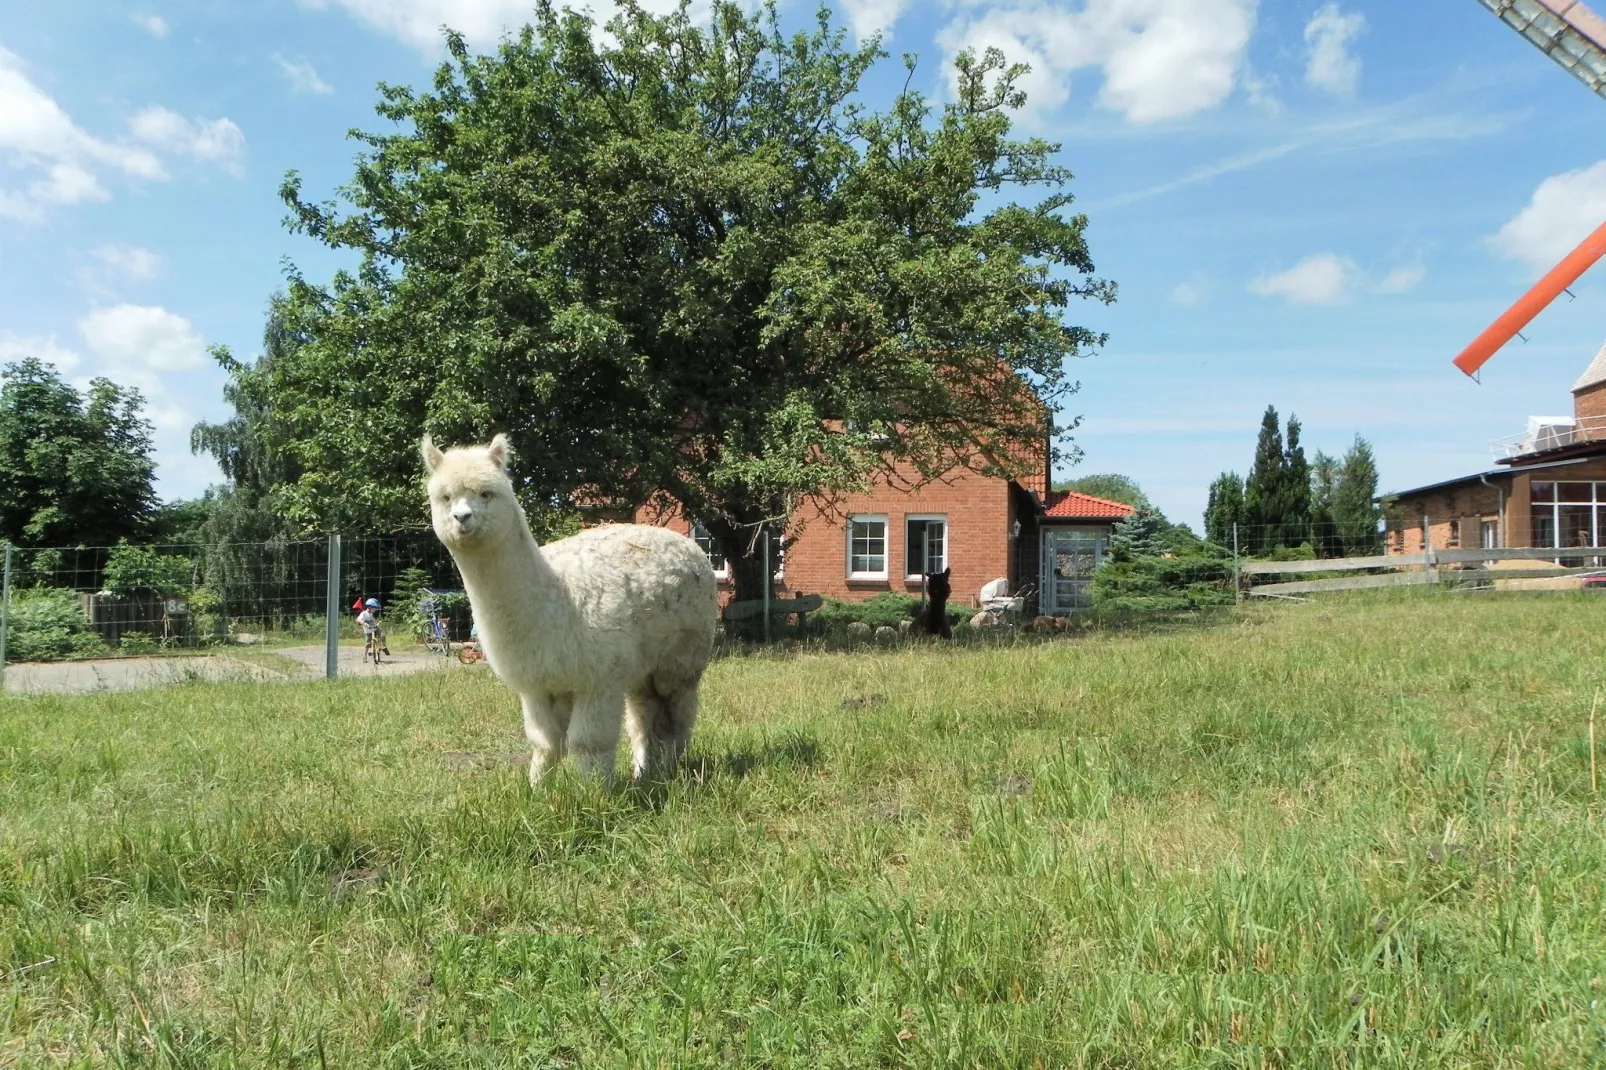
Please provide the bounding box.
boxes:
[1040,528,1106,614]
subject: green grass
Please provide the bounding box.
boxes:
[2,591,1604,1067]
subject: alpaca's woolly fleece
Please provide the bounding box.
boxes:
[422,434,717,783]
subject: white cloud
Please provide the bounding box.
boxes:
[0,46,165,221]
[1489,160,1606,272]
[79,305,208,373]
[841,0,910,42]
[1304,3,1364,96]
[272,53,334,95]
[129,107,246,173]
[92,243,164,283]
[1249,253,1356,306]
[1375,264,1425,295]
[1170,280,1204,306]
[0,332,83,374]
[936,0,1257,126]
[307,0,703,51]
[133,14,169,39]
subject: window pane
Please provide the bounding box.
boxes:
[1532,481,1556,503]
[851,520,886,574]
[1532,510,1557,549]
[1560,505,1593,546]
[905,518,948,575]
[691,522,725,571]
[1558,482,1592,503]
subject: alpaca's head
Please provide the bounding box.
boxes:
[421,433,522,552]
[925,567,952,603]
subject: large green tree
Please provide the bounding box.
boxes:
[0,358,157,548]
[1331,435,1383,555]
[1242,406,1285,553]
[1279,415,1311,550]
[190,296,309,546]
[266,0,1114,602]
[1203,471,1244,548]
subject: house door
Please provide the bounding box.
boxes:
[1040,528,1106,614]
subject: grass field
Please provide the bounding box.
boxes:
[2,592,1604,1067]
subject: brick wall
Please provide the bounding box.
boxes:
[631,462,1017,607]
[1576,383,1606,422]
[1387,478,1507,553]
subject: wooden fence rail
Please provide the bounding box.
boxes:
[1242,546,1606,598]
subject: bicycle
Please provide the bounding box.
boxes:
[422,616,450,657]
[364,627,387,666]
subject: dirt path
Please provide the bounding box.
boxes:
[2,645,461,695]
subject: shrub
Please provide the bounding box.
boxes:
[103,541,194,596]
[812,592,969,631]
[1093,547,1236,613]
[3,588,106,662]
[118,631,158,654]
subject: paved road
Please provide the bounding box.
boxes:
[2,644,459,696]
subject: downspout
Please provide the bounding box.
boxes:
[1479,472,1506,548]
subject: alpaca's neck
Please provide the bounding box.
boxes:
[451,523,571,637]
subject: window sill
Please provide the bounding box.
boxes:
[846,576,889,586]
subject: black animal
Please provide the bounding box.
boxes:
[913,568,953,639]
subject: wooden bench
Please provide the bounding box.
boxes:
[721,594,823,628]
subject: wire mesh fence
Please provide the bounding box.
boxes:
[0,534,473,676]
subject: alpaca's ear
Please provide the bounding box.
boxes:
[421,434,445,472]
[486,433,512,471]
[942,567,951,579]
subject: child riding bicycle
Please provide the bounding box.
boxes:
[355,597,389,662]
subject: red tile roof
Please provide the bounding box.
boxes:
[1042,490,1137,519]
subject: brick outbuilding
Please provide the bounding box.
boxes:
[1385,341,1606,556]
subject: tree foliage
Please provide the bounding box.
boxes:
[1210,409,1382,558]
[264,0,1113,600]
[1332,435,1383,555]
[1203,471,1244,547]
[0,358,157,548]
[1054,472,1150,509]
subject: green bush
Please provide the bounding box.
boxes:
[3,588,106,662]
[812,592,969,631]
[103,541,195,596]
[118,631,158,654]
[1093,548,1236,613]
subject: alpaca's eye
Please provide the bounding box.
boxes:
[481,490,491,500]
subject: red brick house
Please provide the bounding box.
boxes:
[1385,341,1606,555]
[610,443,1135,615]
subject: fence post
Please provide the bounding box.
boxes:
[1422,516,1436,585]
[1232,523,1242,604]
[0,543,12,690]
[325,535,341,680]
[762,530,771,644]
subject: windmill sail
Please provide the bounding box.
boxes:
[1473,0,1606,99]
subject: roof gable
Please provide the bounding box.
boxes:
[1574,339,1606,392]
[1042,490,1136,519]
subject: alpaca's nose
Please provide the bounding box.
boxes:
[450,502,474,523]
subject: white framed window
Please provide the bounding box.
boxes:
[905,515,948,578]
[690,521,728,577]
[848,515,888,579]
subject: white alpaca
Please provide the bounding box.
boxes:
[422,434,718,784]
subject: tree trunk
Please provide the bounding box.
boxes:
[711,517,776,639]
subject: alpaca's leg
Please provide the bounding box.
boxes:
[659,680,702,772]
[522,692,570,786]
[567,689,625,781]
[624,685,667,779]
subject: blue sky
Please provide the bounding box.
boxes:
[5,1,1606,529]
